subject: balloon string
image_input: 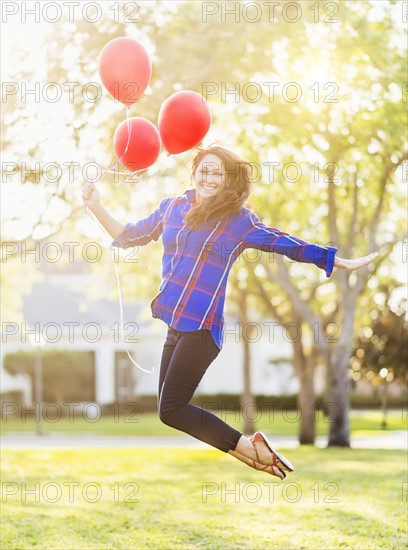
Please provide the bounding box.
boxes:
[99,106,133,179]
[88,106,140,182]
[112,248,155,374]
[83,106,155,374]
[84,202,155,375]
[123,106,132,160]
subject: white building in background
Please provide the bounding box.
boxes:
[1,266,318,406]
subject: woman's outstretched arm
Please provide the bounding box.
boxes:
[242,209,338,277]
[242,209,380,276]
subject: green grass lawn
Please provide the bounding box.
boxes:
[1,409,405,437]
[1,447,406,549]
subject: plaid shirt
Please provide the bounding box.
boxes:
[112,189,338,351]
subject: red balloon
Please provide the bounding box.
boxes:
[113,117,161,171]
[158,91,211,154]
[98,37,151,106]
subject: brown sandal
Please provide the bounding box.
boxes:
[251,431,294,473]
[247,436,286,479]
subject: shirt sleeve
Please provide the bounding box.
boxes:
[242,209,338,278]
[111,198,173,249]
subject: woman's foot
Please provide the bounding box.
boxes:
[228,448,286,479]
[252,432,294,472]
[229,434,294,473]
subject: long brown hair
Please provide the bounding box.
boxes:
[182,145,254,230]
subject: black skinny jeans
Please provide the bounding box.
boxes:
[157,326,243,453]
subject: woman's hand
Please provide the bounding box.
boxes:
[334,252,380,272]
[81,181,100,210]
[80,182,125,238]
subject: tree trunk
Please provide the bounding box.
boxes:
[238,288,256,435]
[296,348,317,444]
[327,347,351,446]
[380,384,388,430]
[327,293,357,447]
[290,322,317,444]
[240,325,254,435]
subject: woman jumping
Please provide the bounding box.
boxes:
[82,145,379,479]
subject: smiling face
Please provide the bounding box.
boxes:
[193,153,226,204]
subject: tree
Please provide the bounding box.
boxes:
[228,271,257,435]
[233,1,406,446]
[4,350,95,404]
[350,292,408,428]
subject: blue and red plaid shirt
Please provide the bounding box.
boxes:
[112,189,338,350]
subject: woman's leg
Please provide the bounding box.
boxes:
[157,327,289,478]
[157,326,178,410]
[157,328,242,452]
